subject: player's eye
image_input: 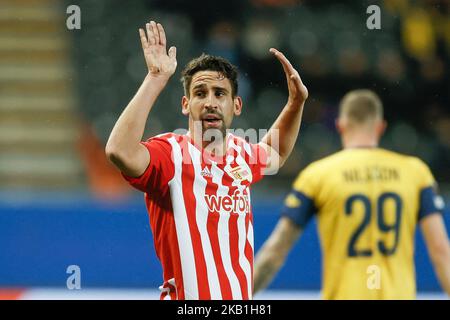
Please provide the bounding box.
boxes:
[195,91,205,97]
[216,91,225,97]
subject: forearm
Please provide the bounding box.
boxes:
[421,214,450,296]
[431,248,450,295]
[262,100,305,165]
[254,218,302,294]
[106,74,168,156]
[253,247,285,294]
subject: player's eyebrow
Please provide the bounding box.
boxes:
[192,83,206,91]
[192,83,229,93]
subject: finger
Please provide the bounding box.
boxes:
[157,23,166,47]
[139,28,148,49]
[272,48,294,70]
[290,71,305,87]
[146,22,155,45]
[151,21,160,45]
[290,74,301,89]
[270,48,290,79]
[270,48,294,75]
[168,46,177,60]
[290,73,308,98]
[270,48,303,89]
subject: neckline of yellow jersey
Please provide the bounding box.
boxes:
[344,146,379,149]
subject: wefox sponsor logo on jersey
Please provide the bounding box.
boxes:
[204,190,250,214]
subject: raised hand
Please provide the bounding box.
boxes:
[270,48,308,104]
[139,21,177,78]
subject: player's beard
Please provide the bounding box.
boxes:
[201,110,226,138]
[202,121,226,138]
[197,110,227,156]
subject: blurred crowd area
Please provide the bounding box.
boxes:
[68,0,449,195]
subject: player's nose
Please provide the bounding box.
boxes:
[204,94,219,109]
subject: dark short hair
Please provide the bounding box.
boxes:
[181,54,238,97]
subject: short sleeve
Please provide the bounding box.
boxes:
[415,159,445,221]
[122,137,174,194]
[249,143,268,184]
[418,186,445,221]
[280,167,317,228]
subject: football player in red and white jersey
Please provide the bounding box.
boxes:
[105,20,308,300]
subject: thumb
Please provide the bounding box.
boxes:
[168,46,177,60]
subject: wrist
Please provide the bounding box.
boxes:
[144,73,170,87]
[286,98,305,110]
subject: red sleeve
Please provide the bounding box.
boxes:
[121,137,174,193]
[249,143,268,184]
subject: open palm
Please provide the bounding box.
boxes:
[139,21,177,77]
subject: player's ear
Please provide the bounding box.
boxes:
[335,118,343,134]
[181,96,189,116]
[377,120,387,137]
[234,96,242,116]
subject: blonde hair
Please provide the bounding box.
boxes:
[339,89,383,125]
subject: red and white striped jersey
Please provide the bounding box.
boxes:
[122,132,267,300]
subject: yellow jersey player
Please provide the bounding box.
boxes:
[254,89,450,299]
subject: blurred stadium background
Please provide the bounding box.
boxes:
[0,0,448,299]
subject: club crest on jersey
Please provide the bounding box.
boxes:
[200,166,213,178]
[226,165,251,182]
